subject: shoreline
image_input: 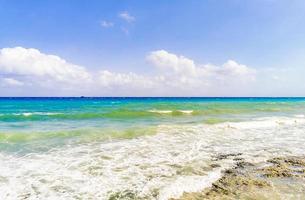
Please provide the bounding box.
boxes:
[3,119,305,199]
[173,155,305,200]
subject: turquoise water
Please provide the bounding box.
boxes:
[1,97,305,152]
[1,97,305,199]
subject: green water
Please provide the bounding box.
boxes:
[1,97,305,199]
[1,97,305,152]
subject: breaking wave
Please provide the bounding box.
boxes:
[1,116,305,199]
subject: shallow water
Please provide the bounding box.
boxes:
[1,97,305,199]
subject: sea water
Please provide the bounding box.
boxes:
[1,97,305,199]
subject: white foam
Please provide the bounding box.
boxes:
[158,169,223,200]
[12,112,62,116]
[22,112,32,116]
[178,110,193,114]
[217,116,305,129]
[148,109,173,114]
[148,110,193,114]
[1,116,305,199]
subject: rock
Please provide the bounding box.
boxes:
[210,163,221,168]
[214,153,243,161]
[261,157,305,178]
[174,156,305,200]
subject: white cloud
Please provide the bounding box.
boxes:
[100,20,114,28]
[93,50,256,96]
[147,50,197,76]
[221,60,256,77]
[144,50,257,96]
[0,47,257,96]
[118,11,135,23]
[1,78,24,86]
[99,70,146,87]
[0,47,91,83]
[97,70,160,89]
[146,50,256,80]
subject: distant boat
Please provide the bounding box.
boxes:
[80,96,85,98]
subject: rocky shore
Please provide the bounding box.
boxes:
[174,156,305,200]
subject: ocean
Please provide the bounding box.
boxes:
[1,97,305,199]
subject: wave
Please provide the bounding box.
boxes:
[294,114,305,118]
[148,109,173,114]
[1,116,304,144]
[0,126,157,143]
[178,110,194,114]
[1,116,305,199]
[218,116,305,129]
[148,109,194,114]
[0,106,302,122]
[0,109,196,121]
[0,110,152,121]
[13,112,62,116]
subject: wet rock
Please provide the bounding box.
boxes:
[108,190,139,200]
[261,165,293,178]
[174,156,305,200]
[223,169,234,174]
[261,157,305,178]
[284,157,305,166]
[214,153,243,161]
[235,161,254,169]
[173,161,269,200]
[233,157,244,161]
[210,163,221,168]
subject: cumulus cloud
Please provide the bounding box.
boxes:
[147,50,197,76]
[0,47,91,83]
[221,60,256,77]
[94,50,256,95]
[146,50,256,80]
[0,47,257,96]
[118,11,135,23]
[1,78,24,87]
[100,20,114,28]
[98,70,152,88]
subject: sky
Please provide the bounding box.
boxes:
[0,0,305,96]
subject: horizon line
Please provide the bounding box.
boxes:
[1,96,305,98]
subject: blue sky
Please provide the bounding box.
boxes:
[0,0,305,96]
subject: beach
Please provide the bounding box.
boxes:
[0,97,305,199]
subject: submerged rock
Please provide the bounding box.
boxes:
[108,190,139,200]
[213,153,243,161]
[260,157,305,178]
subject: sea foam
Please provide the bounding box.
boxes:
[1,116,305,199]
